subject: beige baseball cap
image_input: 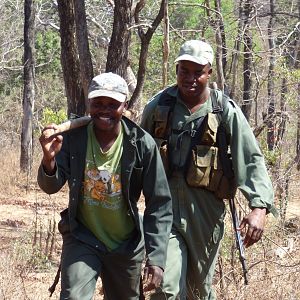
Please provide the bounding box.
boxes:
[88,72,129,102]
[175,40,214,66]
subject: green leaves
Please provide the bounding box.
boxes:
[40,107,67,127]
[35,31,61,73]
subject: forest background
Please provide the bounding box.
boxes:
[0,0,299,299]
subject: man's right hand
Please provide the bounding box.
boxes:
[39,124,63,175]
[238,207,267,248]
[143,265,164,293]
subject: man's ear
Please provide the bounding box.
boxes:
[123,101,132,118]
[207,66,213,78]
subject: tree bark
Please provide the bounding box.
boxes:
[128,0,167,112]
[73,0,94,113]
[267,0,276,151]
[57,0,85,117]
[214,0,226,92]
[105,0,132,78]
[275,78,288,148]
[295,0,300,170]
[20,0,35,174]
[162,0,169,88]
[241,0,253,121]
[229,0,243,99]
[297,81,300,170]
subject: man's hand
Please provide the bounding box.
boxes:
[39,124,63,175]
[238,207,267,248]
[143,265,163,292]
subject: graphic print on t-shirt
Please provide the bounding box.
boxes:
[83,166,122,210]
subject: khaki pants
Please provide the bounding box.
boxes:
[150,174,226,300]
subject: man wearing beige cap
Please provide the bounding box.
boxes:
[38,72,173,299]
[141,40,276,299]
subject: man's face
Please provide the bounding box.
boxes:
[176,60,212,101]
[89,96,126,132]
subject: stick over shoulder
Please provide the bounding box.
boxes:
[43,116,91,139]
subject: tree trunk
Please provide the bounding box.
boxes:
[295,1,300,170]
[241,0,253,121]
[214,0,226,92]
[73,0,94,113]
[229,0,243,100]
[267,0,276,151]
[105,0,132,78]
[297,82,300,170]
[275,78,287,148]
[162,0,169,88]
[57,0,85,117]
[128,0,166,112]
[20,0,35,174]
[124,64,137,96]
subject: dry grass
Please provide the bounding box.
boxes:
[0,145,299,300]
[214,213,300,300]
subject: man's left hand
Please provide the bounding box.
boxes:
[238,207,267,248]
[143,265,163,292]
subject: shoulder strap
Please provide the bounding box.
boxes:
[211,89,223,114]
[212,90,234,179]
[153,87,177,139]
[158,86,177,107]
[211,89,229,119]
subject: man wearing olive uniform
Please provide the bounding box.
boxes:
[141,40,276,299]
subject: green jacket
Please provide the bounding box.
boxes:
[141,85,277,215]
[38,116,173,269]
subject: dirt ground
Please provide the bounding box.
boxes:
[0,185,146,300]
[0,179,299,299]
[0,188,67,300]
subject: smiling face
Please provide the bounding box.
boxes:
[176,60,212,105]
[89,96,127,133]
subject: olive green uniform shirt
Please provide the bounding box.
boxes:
[141,85,276,214]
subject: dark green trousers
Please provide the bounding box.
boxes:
[60,232,144,300]
[150,174,226,300]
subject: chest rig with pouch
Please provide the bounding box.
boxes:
[152,87,236,200]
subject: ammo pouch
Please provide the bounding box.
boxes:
[201,111,219,146]
[185,145,236,199]
[154,138,170,176]
[185,112,236,200]
[186,145,222,190]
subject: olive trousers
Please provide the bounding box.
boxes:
[150,173,226,300]
[59,231,144,300]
